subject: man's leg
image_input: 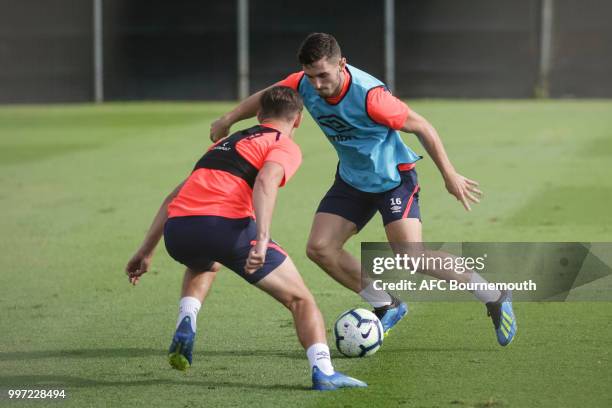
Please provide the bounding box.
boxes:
[306,213,361,292]
[169,263,219,370]
[307,212,396,308]
[380,167,488,290]
[255,257,326,349]
[385,218,495,291]
[176,264,220,331]
[384,218,517,346]
[181,265,219,302]
[255,256,366,390]
[306,176,408,333]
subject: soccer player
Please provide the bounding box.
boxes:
[125,86,367,390]
[209,33,517,346]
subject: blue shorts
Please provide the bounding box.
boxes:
[316,168,421,232]
[163,216,287,284]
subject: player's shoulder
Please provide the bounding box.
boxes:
[244,124,280,139]
[233,125,278,152]
[245,126,299,152]
[273,134,302,165]
[277,71,305,91]
[276,133,302,154]
[346,64,385,91]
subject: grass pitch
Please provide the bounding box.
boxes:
[1,100,611,407]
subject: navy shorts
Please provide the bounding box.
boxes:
[316,168,421,232]
[163,216,287,284]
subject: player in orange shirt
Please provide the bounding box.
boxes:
[125,86,366,390]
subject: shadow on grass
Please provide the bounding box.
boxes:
[0,348,310,391]
[0,348,305,361]
[0,375,308,391]
[0,346,497,365]
[0,348,164,361]
[390,346,499,353]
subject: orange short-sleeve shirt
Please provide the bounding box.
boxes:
[277,69,410,130]
[168,123,302,219]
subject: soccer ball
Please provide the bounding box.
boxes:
[334,308,384,357]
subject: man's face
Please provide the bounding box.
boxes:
[303,57,345,98]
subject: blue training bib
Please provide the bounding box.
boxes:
[298,64,420,193]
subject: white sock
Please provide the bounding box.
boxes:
[359,282,393,308]
[306,343,334,375]
[176,296,201,332]
[469,273,501,303]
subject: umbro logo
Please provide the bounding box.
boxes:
[317,115,355,133]
[390,198,402,213]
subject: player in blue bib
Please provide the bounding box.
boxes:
[210,33,517,347]
[300,62,421,193]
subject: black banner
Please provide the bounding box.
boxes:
[361,242,612,301]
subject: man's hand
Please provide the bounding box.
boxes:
[444,172,482,211]
[125,250,153,286]
[210,116,231,142]
[245,239,269,274]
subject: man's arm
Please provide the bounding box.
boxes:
[209,73,303,142]
[125,181,185,285]
[244,162,285,274]
[401,111,482,211]
[209,88,271,142]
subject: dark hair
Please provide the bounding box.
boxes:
[297,33,342,65]
[259,86,303,121]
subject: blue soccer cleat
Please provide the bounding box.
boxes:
[168,316,195,370]
[486,290,517,346]
[373,296,408,336]
[311,366,368,391]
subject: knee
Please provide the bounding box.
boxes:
[284,292,315,312]
[306,239,335,263]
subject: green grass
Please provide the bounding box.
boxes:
[1,100,611,407]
